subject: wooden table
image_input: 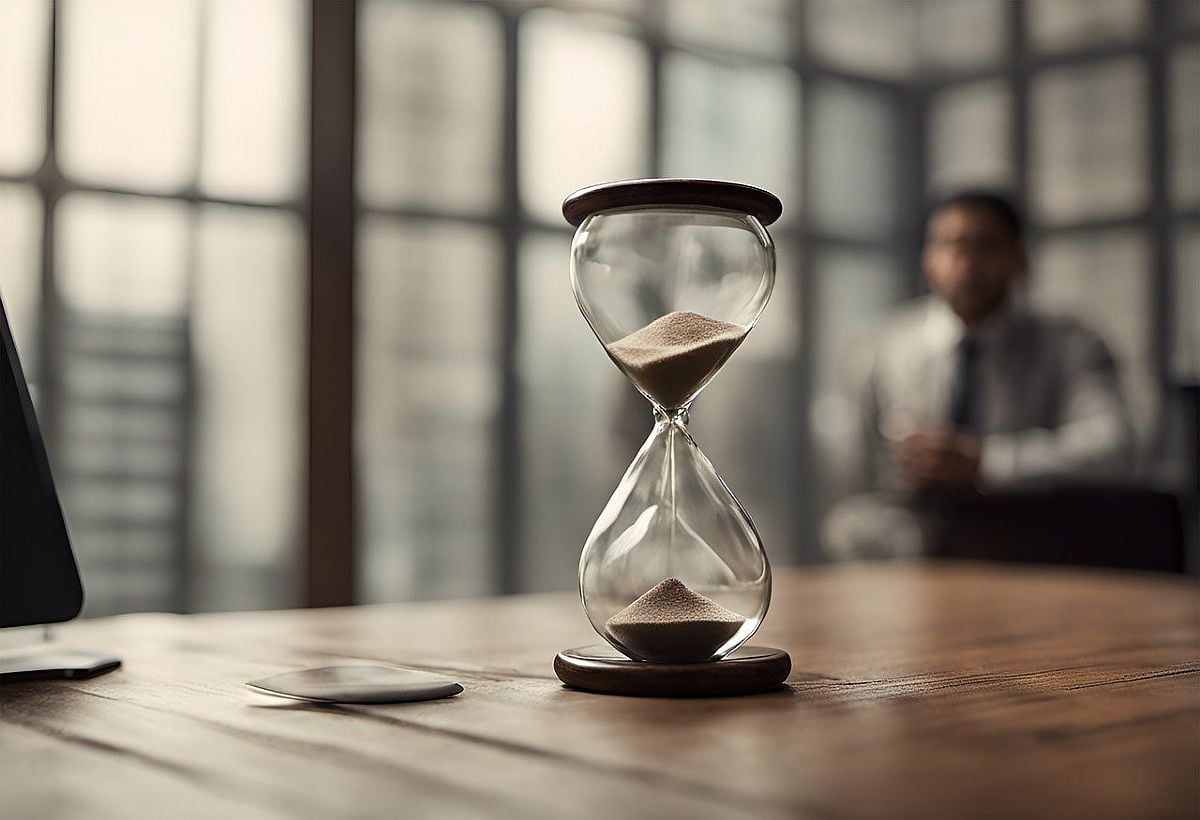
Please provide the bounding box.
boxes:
[2,563,1197,819]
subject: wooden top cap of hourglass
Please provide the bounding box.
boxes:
[562,179,783,227]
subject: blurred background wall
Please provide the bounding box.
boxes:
[0,0,1196,615]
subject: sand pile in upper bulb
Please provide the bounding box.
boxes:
[606,578,745,663]
[607,311,747,409]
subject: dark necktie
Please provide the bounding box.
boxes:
[948,335,980,431]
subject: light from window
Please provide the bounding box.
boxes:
[200,0,307,201]
[59,0,199,192]
[0,0,49,174]
[519,10,649,223]
[1031,58,1149,223]
[358,1,503,214]
[662,53,800,225]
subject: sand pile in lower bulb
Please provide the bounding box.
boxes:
[606,578,745,663]
[607,311,747,409]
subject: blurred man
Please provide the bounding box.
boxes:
[824,191,1135,558]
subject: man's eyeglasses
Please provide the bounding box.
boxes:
[926,236,1016,255]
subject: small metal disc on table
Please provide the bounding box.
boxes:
[246,665,463,704]
[554,645,791,698]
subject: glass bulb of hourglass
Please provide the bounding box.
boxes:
[568,191,777,664]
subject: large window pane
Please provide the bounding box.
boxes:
[929,80,1013,194]
[1170,44,1200,210]
[0,185,42,377]
[1032,229,1156,448]
[809,247,906,522]
[1031,59,1148,224]
[200,0,306,201]
[805,1,917,80]
[1174,222,1200,383]
[357,217,501,603]
[518,233,621,592]
[662,53,800,224]
[1027,0,1146,54]
[55,193,191,616]
[57,194,189,318]
[60,0,199,192]
[520,11,649,223]
[662,0,793,58]
[358,1,502,214]
[0,0,49,174]
[809,81,897,240]
[192,205,304,611]
[917,0,1007,74]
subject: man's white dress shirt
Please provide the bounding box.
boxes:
[859,294,1134,491]
[825,295,1135,558]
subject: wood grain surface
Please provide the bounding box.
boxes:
[1,562,1197,819]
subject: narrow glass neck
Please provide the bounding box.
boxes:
[653,406,689,427]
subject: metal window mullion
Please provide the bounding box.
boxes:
[0,174,305,213]
[171,0,213,614]
[37,0,64,463]
[1010,0,1031,224]
[792,17,819,564]
[901,83,928,298]
[496,9,522,595]
[1147,1,1174,458]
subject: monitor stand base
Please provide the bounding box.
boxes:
[0,644,121,681]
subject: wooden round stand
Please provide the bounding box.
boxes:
[554,645,791,698]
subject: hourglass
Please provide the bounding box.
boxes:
[553,179,792,697]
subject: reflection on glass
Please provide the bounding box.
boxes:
[0,185,42,375]
[1170,45,1200,210]
[663,0,793,58]
[60,0,198,191]
[809,247,903,520]
[200,0,306,201]
[662,53,800,225]
[805,0,917,79]
[928,79,1013,194]
[357,216,500,602]
[1031,59,1148,223]
[192,205,304,611]
[55,192,191,616]
[520,10,649,223]
[1032,229,1156,446]
[917,0,1007,73]
[1027,0,1145,53]
[809,81,896,240]
[0,0,49,174]
[519,233,620,591]
[1174,222,1199,383]
[358,1,501,213]
[689,239,802,562]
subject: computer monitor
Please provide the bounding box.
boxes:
[1,297,83,627]
[1,296,118,680]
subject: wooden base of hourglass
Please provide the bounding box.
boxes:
[554,645,791,698]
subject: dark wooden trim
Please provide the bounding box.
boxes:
[562,179,784,227]
[306,0,357,607]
